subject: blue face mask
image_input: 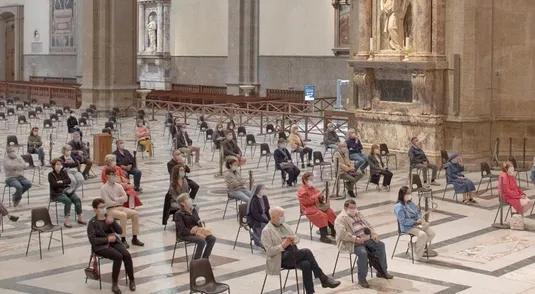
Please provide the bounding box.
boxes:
[278,216,285,224]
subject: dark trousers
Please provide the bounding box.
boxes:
[186,178,199,199]
[282,165,300,183]
[295,147,313,163]
[281,248,324,294]
[182,235,216,260]
[126,168,142,189]
[96,242,134,283]
[379,170,393,186]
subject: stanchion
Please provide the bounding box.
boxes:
[304,116,310,142]
[330,158,345,200]
[491,138,500,168]
[492,177,510,229]
[149,103,157,121]
[249,170,254,191]
[214,147,224,178]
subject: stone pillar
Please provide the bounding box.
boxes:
[80,0,137,110]
[226,0,259,95]
[75,0,83,83]
[138,3,145,53]
[163,3,170,53]
[156,3,163,53]
[412,0,432,57]
[356,0,372,58]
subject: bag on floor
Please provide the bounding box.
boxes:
[84,255,100,280]
[509,214,525,231]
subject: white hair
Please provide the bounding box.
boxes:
[104,154,116,164]
[269,206,284,217]
[291,124,298,130]
[62,144,72,153]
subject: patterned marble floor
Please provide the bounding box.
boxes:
[1,110,535,294]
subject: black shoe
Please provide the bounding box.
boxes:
[134,187,143,193]
[377,272,394,279]
[319,236,332,244]
[122,240,130,249]
[111,283,122,294]
[348,190,356,198]
[8,215,19,222]
[307,163,313,167]
[286,180,293,187]
[129,279,136,291]
[12,195,21,207]
[301,164,305,169]
[131,238,144,247]
[358,280,370,288]
[83,174,89,180]
[320,274,341,289]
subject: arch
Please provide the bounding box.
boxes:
[0,6,23,80]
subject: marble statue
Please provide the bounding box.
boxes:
[146,13,157,53]
[381,0,410,50]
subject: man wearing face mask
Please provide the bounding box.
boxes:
[66,110,82,140]
[333,142,363,198]
[224,157,252,203]
[273,139,300,186]
[262,206,340,294]
[68,132,93,179]
[335,199,392,288]
[27,127,45,166]
[408,137,439,187]
[3,146,32,207]
[323,123,340,151]
[174,123,201,167]
[113,139,143,192]
[222,130,247,166]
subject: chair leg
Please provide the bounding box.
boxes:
[25,230,33,256]
[410,236,415,264]
[283,270,290,289]
[260,272,269,294]
[350,254,356,284]
[48,231,54,250]
[38,231,42,260]
[294,269,300,294]
[185,243,190,271]
[222,198,230,219]
[391,235,401,259]
[98,257,102,289]
[171,241,178,266]
[60,228,64,254]
[294,214,302,233]
[477,178,483,192]
[332,251,340,276]
[233,225,241,250]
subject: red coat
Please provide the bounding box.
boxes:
[297,185,336,228]
[498,172,523,213]
[101,166,143,208]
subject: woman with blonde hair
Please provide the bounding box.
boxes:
[368,144,393,191]
[498,161,534,215]
[346,128,368,173]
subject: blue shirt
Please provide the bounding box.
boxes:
[394,201,422,233]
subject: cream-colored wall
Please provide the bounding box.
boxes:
[170,0,228,56]
[259,0,334,56]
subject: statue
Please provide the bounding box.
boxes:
[381,0,410,50]
[146,13,157,53]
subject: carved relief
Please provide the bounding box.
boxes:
[50,0,76,54]
[412,71,431,115]
[353,69,374,111]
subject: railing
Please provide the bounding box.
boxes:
[171,83,227,95]
[266,89,304,100]
[0,81,80,108]
[29,76,78,84]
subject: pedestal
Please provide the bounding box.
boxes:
[93,133,113,166]
[239,85,255,97]
[138,55,172,90]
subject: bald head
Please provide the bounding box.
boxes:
[269,206,285,225]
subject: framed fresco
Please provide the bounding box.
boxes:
[50,0,76,54]
[332,0,350,56]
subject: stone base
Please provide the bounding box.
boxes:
[80,87,137,112]
[138,55,172,90]
[226,83,259,96]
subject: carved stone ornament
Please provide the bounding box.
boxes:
[332,0,350,7]
[353,70,374,111]
[412,71,430,114]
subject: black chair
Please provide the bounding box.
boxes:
[232,203,254,253]
[35,106,44,117]
[104,121,118,137]
[15,103,24,113]
[509,156,530,188]
[21,153,41,184]
[260,267,300,294]
[311,151,332,181]
[30,98,38,105]
[365,173,382,191]
[271,164,287,187]
[379,143,397,170]
[50,100,57,108]
[331,252,374,283]
[243,134,261,158]
[63,106,71,113]
[477,162,498,196]
[136,135,155,159]
[102,128,112,135]
[49,113,60,130]
[78,117,92,135]
[171,231,197,271]
[189,258,230,294]
[163,116,174,139]
[28,110,38,126]
[0,112,7,129]
[295,210,313,240]
[203,128,214,151]
[237,126,247,146]
[0,101,4,108]
[256,143,272,170]
[85,251,129,290]
[197,121,208,141]
[437,150,449,178]
[6,107,15,120]
[23,101,30,109]
[6,135,21,153]
[42,119,56,137]
[265,123,276,143]
[16,115,30,133]
[25,207,64,260]
[391,221,416,264]
[108,115,122,133]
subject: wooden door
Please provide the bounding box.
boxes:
[5,21,14,81]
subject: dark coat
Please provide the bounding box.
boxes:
[367,154,385,175]
[87,216,123,252]
[48,170,71,200]
[59,155,81,170]
[175,131,192,149]
[113,149,135,167]
[273,148,292,166]
[408,146,428,166]
[222,139,241,157]
[173,207,201,238]
[247,196,270,228]
[346,137,363,154]
[67,116,79,133]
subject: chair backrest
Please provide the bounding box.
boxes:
[266,123,274,134]
[56,109,64,116]
[137,109,145,116]
[18,115,26,123]
[108,116,117,123]
[508,156,519,169]
[0,112,5,119]
[480,162,492,177]
[206,128,214,139]
[112,107,120,114]
[396,220,402,234]
[200,121,208,130]
[35,107,43,113]
[102,128,112,135]
[81,112,89,119]
[313,151,324,164]
[31,98,37,104]
[238,203,248,227]
[7,107,14,115]
[23,101,30,107]
[86,108,94,115]
[79,117,87,125]
[260,143,270,155]
[278,131,287,140]
[165,112,173,120]
[0,101,4,107]
[6,98,13,105]
[237,126,246,135]
[43,119,53,128]
[379,143,389,155]
[165,117,173,125]
[63,106,71,113]
[28,111,37,118]
[6,135,18,146]
[21,154,35,167]
[411,174,423,190]
[50,100,57,106]
[104,122,114,129]
[16,103,23,110]
[43,103,50,109]
[246,134,256,145]
[440,150,449,164]
[90,104,97,110]
[189,258,217,290]
[50,114,58,121]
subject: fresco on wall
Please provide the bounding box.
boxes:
[50,0,76,53]
[338,4,350,47]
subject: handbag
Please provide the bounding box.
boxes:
[509,214,524,231]
[195,227,212,238]
[279,162,294,169]
[315,199,331,212]
[84,255,100,280]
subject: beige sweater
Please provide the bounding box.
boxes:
[100,182,127,207]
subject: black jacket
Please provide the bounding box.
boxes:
[222,139,241,157]
[273,148,292,166]
[113,149,135,167]
[167,159,191,176]
[213,130,226,149]
[68,139,89,158]
[367,154,385,174]
[87,216,123,252]
[247,196,270,228]
[59,155,81,170]
[173,208,201,238]
[48,170,71,200]
[67,116,79,132]
[408,146,428,166]
[175,131,192,149]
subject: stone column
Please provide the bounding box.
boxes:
[80,0,137,110]
[163,3,170,53]
[412,0,432,56]
[138,3,145,53]
[226,0,259,95]
[156,3,163,53]
[356,0,372,57]
[75,0,83,83]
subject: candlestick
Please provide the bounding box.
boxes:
[369,37,374,52]
[405,37,410,50]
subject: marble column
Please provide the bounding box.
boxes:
[163,4,170,53]
[356,0,372,57]
[226,0,259,95]
[412,0,432,56]
[432,0,446,56]
[75,0,83,83]
[157,3,163,53]
[80,0,137,110]
[138,3,145,53]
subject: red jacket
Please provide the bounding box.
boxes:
[498,172,523,213]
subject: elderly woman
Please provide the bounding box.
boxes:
[101,154,142,209]
[289,124,313,168]
[394,186,436,261]
[135,118,153,157]
[222,130,246,166]
[498,161,534,215]
[445,153,477,204]
[247,184,270,249]
[297,172,337,244]
[169,165,190,209]
[368,144,393,191]
[49,158,86,227]
[59,144,85,194]
[323,123,340,150]
[223,157,252,203]
[27,127,45,166]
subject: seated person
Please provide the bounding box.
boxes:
[530,156,535,185]
[335,199,393,288]
[394,186,437,262]
[27,127,45,166]
[167,150,199,199]
[297,172,337,244]
[247,184,270,249]
[226,120,238,141]
[289,124,313,168]
[67,110,82,139]
[261,206,340,294]
[49,158,86,228]
[88,198,136,294]
[273,139,300,186]
[0,202,19,223]
[408,137,439,186]
[4,146,32,207]
[278,126,288,141]
[223,157,252,203]
[346,129,368,173]
[323,123,340,150]
[175,123,201,167]
[101,154,142,209]
[368,144,393,191]
[100,167,144,248]
[68,131,94,180]
[173,193,216,260]
[135,118,153,157]
[498,161,534,215]
[333,142,363,198]
[169,165,190,209]
[213,123,226,150]
[113,139,143,192]
[222,130,247,166]
[59,144,85,194]
[445,153,477,204]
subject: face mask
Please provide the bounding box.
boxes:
[328,127,334,131]
[347,208,357,216]
[404,194,412,202]
[258,189,266,196]
[179,171,185,178]
[32,131,38,136]
[217,128,223,131]
[507,167,515,176]
[70,113,75,117]
[137,123,143,127]
[108,176,117,183]
[186,199,193,209]
[65,151,71,157]
[278,144,286,149]
[98,207,107,215]
[8,152,16,159]
[307,180,314,187]
[118,144,124,150]
[54,165,62,172]
[278,216,285,224]
[340,147,348,153]
[226,135,233,140]
[231,165,238,171]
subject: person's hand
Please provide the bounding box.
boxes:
[126,184,134,190]
[416,218,423,224]
[190,226,199,234]
[319,195,325,202]
[371,234,380,243]
[107,235,116,243]
[57,180,63,184]
[287,236,295,243]
[105,216,113,224]
[355,237,365,244]
[282,238,293,248]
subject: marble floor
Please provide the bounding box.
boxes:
[1,110,535,294]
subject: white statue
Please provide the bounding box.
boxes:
[381,0,410,50]
[146,14,157,53]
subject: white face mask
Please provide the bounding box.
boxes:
[54,165,63,173]
[118,144,125,150]
[65,151,71,157]
[97,207,107,215]
[185,199,193,210]
[307,180,314,187]
[226,135,233,140]
[404,194,413,202]
[108,176,117,183]
[258,189,266,196]
[507,166,515,176]
[347,208,357,216]
[231,165,238,171]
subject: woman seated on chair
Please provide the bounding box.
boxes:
[226,120,237,141]
[297,172,336,244]
[394,186,436,261]
[498,161,534,216]
[323,123,340,150]
[173,193,216,260]
[213,122,226,150]
[49,158,86,228]
[368,144,393,192]
[247,184,270,249]
[135,118,153,157]
[169,165,190,209]
[27,127,45,166]
[273,139,300,187]
[101,154,142,209]
[59,144,85,194]
[445,153,477,204]
[223,157,252,203]
[222,130,246,166]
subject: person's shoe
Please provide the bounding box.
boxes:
[122,240,130,249]
[329,228,336,238]
[12,194,21,207]
[307,163,313,167]
[380,186,389,192]
[319,235,332,244]
[129,279,136,291]
[134,187,143,193]
[358,280,370,288]
[83,174,89,180]
[131,238,145,247]
[8,215,19,222]
[111,283,122,294]
[430,181,440,186]
[470,198,478,204]
[347,190,356,198]
[377,272,394,279]
[319,274,341,289]
[301,164,305,169]
[77,219,87,225]
[64,220,72,228]
[424,248,438,257]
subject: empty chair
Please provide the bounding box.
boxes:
[6,98,13,105]
[243,134,261,158]
[108,116,122,134]
[237,126,247,146]
[50,100,57,108]
[16,115,30,133]
[189,259,230,294]
[256,143,272,170]
[0,112,7,129]
[78,117,92,135]
[203,128,214,151]
[477,162,499,196]
[43,103,51,113]
[0,101,5,108]
[15,103,24,112]
[6,135,21,153]
[35,106,44,117]
[25,207,64,260]
[28,110,39,125]
[6,107,15,119]
[104,121,118,137]
[265,123,276,143]
[42,119,56,137]
[232,203,255,253]
[23,101,30,109]
[509,156,530,188]
[30,98,38,105]
[312,151,332,181]
[197,121,208,141]
[63,106,71,113]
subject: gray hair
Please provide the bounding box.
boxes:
[177,193,190,204]
[269,206,284,218]
[327,123,335,128]
[61,144,72,153]
[104,154,116,164]
[291,124,298,130]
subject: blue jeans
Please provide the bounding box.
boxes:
[350,153,369,172]
[354,240,388,282]
[29,147,45,165]
[126,168,142,189]
[5,177,32,201]
[229,188,252,203]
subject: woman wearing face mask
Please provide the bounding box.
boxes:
[246,184,270,249]
[223,157,252,203]
[27,127,45,166]
[394,186,436,261]
[368,144,393,191]
[213,122,226,150]
[173,193,216,260]
[101,154,143,209]
[135,118,153,157]
[169,165,190,209]
[48,158,86,227]
[66,110,83,139]
[445,153,477,204]
[323,123,340,151]
[226,120,237,141]
[59,144,85,194]
[498,161,534,216]
[222,130,246,166]
[297,172,337,244]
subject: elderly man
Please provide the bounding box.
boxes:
[68,131,93,179]
[112,139,143,192]
[333,142,363,198]
[335,199,393,288]
[3,146,32,207]
[175,123,201,167]
[261,206,340,294]
[288,124,313,168]
[408,137,439,186]
[167,150,199,199]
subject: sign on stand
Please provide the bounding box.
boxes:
[304,85,315,101]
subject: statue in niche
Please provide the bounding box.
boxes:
[146,13,157,53]
[381,0,410,50]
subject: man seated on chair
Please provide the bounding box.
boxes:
[222,130,247,166]
[335,199,393,288]
[273,139,300,187]
[113,139,143,192]
[67,110,82,140]
[175,123,201,167]
[88,198,136,294]
[333,142,363,198]
[289,124,313,168]
[323,123,340,150]
[3,146,32,207]
[224,157,252,203]
[27,127,45,166]
[135,118,153,157]
[261,206,340,294]
[102,154,142,209]
[68,131,94,180]
[167,150,199,200]
[100,167,144,249]
[408,137,440,187]
[0,202,19,223]
[346,129,368,173]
